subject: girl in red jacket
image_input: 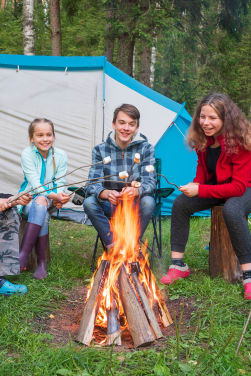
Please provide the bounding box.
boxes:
[160,93,251,300]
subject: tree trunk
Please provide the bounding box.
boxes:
[138,45,151,86]
[104,8,114,63]
[116,0,137,76]
[209,206,242,283]
[23,0,35,55]
[50,0,61,56]
[1,0,6,10]
[116,33,135,76]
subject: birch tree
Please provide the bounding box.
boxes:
[23,0,35,55]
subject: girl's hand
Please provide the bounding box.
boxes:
[179,183,199,197]
[54,192,70,205]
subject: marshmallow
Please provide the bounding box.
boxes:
[131,181,141,188]
[103,156,111,164]
[145,165,155,173]
[134,153,140,163]
[119,171,129,179]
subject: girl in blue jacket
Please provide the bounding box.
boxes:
[19,118,70,279]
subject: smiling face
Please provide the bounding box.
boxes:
[30,121,55,158]
[112,111,139,149]
[199,105,224,139]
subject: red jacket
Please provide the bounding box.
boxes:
[194,134,251,199]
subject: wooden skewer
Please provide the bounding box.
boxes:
[157,173,180,190]
[235,308,251,355]
[8,158,111,203]
[8,174,120,203]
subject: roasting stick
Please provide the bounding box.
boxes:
[145,165,180,190]
[126,153,141,185]
[8,156,112,204]
[68,179,141,198]
[235,308,251,355]
[8,172,131,203]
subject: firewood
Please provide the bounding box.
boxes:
[131,272,163,339]
[156,293,173,327]
[139,258,173,327]
[76,260,110,345]
[210,206,242,283]
[118,264,155,347]
[107,296,121,346]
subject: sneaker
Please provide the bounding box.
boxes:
[160,264,191,285]
[0,280,28,296]
[243,281,251,300]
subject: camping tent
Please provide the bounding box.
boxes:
[0,54,197,215]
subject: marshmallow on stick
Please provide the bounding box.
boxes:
[131,181,141,188]
[134,153,140,164]
[103,156,111,164]
[145,165,155,173]
[119,171,129,179]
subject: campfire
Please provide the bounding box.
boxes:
[76,194,173,347]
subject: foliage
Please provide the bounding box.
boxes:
[0,3,23,54]
[0,218,250,375]
[0,0,250,115]
[154,0,251,115]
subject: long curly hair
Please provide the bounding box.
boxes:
[187,93,251,153]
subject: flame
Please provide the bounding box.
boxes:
[87,193,164,329]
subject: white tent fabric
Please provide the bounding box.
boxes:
[0,68,103,194]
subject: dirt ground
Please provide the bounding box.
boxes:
[37,285,197,351]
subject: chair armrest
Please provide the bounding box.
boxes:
[156,187,174,198]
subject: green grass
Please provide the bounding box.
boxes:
[0,218,250,376]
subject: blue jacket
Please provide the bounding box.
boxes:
[19,145,67,196]
[86,131,156,200]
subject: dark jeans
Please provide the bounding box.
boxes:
[171,187,251,265]
[84,195,155,247]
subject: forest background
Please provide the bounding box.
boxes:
[0,0,250,116]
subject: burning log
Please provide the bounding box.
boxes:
[156,291,173,327]
[137,252,173,327]
[118,264,155,347]
[77,260,109,345]
[130,263,163,340]
[107,295,121,346]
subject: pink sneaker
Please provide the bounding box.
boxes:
[160,264,191,285]
[244,281,251,300]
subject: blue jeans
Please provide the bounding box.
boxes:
[84,195,155,247]
[22,198,50,237]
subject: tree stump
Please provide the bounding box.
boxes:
[209,206,242,283]
[18,218,51,271]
